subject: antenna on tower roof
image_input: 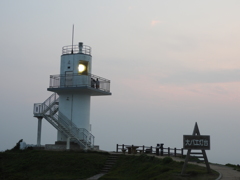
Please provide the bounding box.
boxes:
[71,24,74,54]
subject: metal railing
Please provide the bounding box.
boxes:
[116,144,184,157]
[62,44,91,55]
[58,111,94,147]
[49,73,111,93]
[33,93,94,148]
[42,93,59,113]
[33,93,59,116]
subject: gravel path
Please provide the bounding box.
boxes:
[170,156,240,180]
[86,173,105,180]
[201,163,240,180]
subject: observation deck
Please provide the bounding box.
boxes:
[47,73,111,96]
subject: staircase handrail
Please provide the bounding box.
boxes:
[51,111,94,147]
[33,93,59,117]
[58,111,94,146]
[42,93,59,114]
[35,92,94,148]
[42,105,90,148]
[42,103,94,147]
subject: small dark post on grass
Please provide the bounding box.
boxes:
[181,122,211,175]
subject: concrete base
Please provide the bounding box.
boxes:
[33,146,45,150]
[45,141,82,151]
[43,141,100,151]
[94,145,100,150]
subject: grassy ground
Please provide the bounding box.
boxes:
[0,149,109,180]
[0,150,219,180]
[100,154,219,180]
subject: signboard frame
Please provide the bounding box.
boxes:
[181,122,211,175]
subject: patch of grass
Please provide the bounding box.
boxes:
[0,150,109,180]
[225,163,240,171]
[100,154,219,180]
[181,155,202,163]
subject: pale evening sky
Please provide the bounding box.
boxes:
[1,0,240,165]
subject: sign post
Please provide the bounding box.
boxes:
[181,122,211,175]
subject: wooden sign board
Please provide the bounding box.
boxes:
[183,135,210,150]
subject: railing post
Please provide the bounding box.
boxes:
[150,146,152,154]
[181,148,184,157]
[168,147,170,156]
[174,148,176,157]
[66,137,71,150]
[37,117,42,146]
[160,146,164,156]
[156,146,159,156]
[116,144,118,152]
[143,145,145,153]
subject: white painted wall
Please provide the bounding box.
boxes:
[57,92,91,141]
[57,44,92,141]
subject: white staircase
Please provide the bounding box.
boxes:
[33,93,94,149]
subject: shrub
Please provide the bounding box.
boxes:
[10,139,23,151]
[179,161,184,165]
[162,157,173,164]
[186,170,198,176]
[225,163,236,167]
[159,167,172,173]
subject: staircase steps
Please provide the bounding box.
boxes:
[101,154,121,173]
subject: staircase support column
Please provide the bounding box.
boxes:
[66,137,71,150]
[37,117,43,146]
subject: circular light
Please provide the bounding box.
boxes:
[78,64,86,73]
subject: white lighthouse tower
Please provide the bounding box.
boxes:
[33,42,111,150]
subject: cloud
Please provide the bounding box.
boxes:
[128,6,133,10]
[150,20,161,26]
[157,69,240,85]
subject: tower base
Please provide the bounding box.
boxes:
[44,141,100,151]
[45,141,81,151]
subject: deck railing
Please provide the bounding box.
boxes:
[116,144,184,157]
[49,73,111,93]
[62,44,91,55]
